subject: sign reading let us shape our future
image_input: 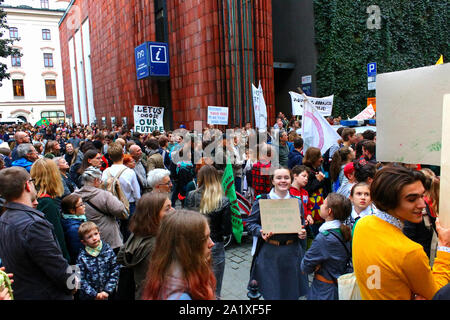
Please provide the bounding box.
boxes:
[134,105,165,133]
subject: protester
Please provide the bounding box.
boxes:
[329,146,355,192]
[301,193,353,300]
[277,130,290,168]
[54,156,77,198]
[251,143,274,199]
[74,166,127,251]
[44,140,61,159]
[129,144,151,194]
[76,221,120,300]
[145,139,164,172]
[344,182,374,229]
[336,162,356,198]
[353,166,450,300]
[288,137,304,169]
[11,143,39,172]
[31,158,71,262]
[141,210,216,300]
[246,167,308,300]
[186,165,232,299]
[147,168,173,194]
[11,131,30,161]
[117,193,174,300]
[61,194,87,264]
[403,169,439,260]
[290,165,314,226]
[303,147,326,236]
[0,167,74,300]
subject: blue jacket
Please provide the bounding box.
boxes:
[288,149,303,169]
[0,202,73,300]
[301,228,352,300]
[77,242,120,299]
[61,217,84,264]
[11,157,34,172]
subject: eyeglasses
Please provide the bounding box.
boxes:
[76,203,86,208]
[28,178,35,184]
[158,181,172,186]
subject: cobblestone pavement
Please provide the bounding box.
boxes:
[221,236,313,300]
[221,235,253,300]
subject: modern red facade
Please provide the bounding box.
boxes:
[59,0,275,130]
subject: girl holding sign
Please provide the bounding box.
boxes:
[246,167,309,300]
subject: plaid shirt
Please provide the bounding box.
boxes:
[251,161,272,199]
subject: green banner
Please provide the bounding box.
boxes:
[221,158,243,243]
[36,117,50,127]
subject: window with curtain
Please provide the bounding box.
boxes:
[45,80,57,97]
[13,80,25,97]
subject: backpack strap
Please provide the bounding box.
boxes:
[328,230,351,258]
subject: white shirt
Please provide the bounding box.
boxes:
[102,164,141,203]
[351,204,374,221]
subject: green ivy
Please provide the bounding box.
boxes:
[313,0,449,118]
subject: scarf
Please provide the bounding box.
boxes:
[62,214,87,221]
[318,219,342,233]
[85,240,103,257]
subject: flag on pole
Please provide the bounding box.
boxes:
[301,96,341,154]
[252,81,268,131]
[222,158,244,243]
[436,55,444,65]
[36,117,50,127]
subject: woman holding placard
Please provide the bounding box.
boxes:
[246,167,309,300]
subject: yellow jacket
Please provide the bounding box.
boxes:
[353,214,450,300]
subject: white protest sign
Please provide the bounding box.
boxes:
[134,105,165,133]
[290,91,334,117]
[302,97,341,154]
[252,81,268,130]
[207,106,229,125]
[439,94,450,228]
[377,63,450,165]
[351,104,376,120]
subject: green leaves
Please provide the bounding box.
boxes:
[314,0,450,118]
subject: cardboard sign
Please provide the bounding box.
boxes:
[259,198,302,234]
[377,63,450,165]
[207,106,229,125]
[439,94,450,229]
[134,105,164,133]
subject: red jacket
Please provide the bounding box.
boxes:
[290,186,312,220]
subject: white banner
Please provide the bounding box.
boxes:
[207,106,229,125]
[351,104,375,120]
[252,81,268,130]
[290,91,334,117]
[134,105,164,133]
[301,96,341,154]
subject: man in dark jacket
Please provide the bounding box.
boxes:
[0,167,75,300]
[288,137,304,169]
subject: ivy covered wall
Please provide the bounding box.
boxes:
[313,0,449,118]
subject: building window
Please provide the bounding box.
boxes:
[45,80,57,97]
[9,27,18,39]
[41,0,49,9]
[11,55,21,67]
[13,80,25,97]
[42,29,51,40]
[41,111,65,124]
[44,53,53,67]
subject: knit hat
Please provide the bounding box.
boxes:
[343,162,355,178]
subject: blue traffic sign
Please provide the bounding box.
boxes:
[367,62,377,77]
[149,42,170,77]
[135,43,150,80]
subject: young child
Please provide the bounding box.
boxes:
[290,165,314,226]
[345,182,374,230]
[61,194,87,264]
[76,221,120,300]
[301,193,352,300]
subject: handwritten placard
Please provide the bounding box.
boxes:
[259,198,302,234]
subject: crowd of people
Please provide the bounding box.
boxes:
[0,112,449,301]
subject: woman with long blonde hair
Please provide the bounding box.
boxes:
[185,165,231,299]
[31,158,70,262]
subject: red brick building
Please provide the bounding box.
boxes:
[59,0,275,130]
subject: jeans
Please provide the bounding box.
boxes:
[234,177,242,194]
[211,241,225,299]
[120,202,136,243]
